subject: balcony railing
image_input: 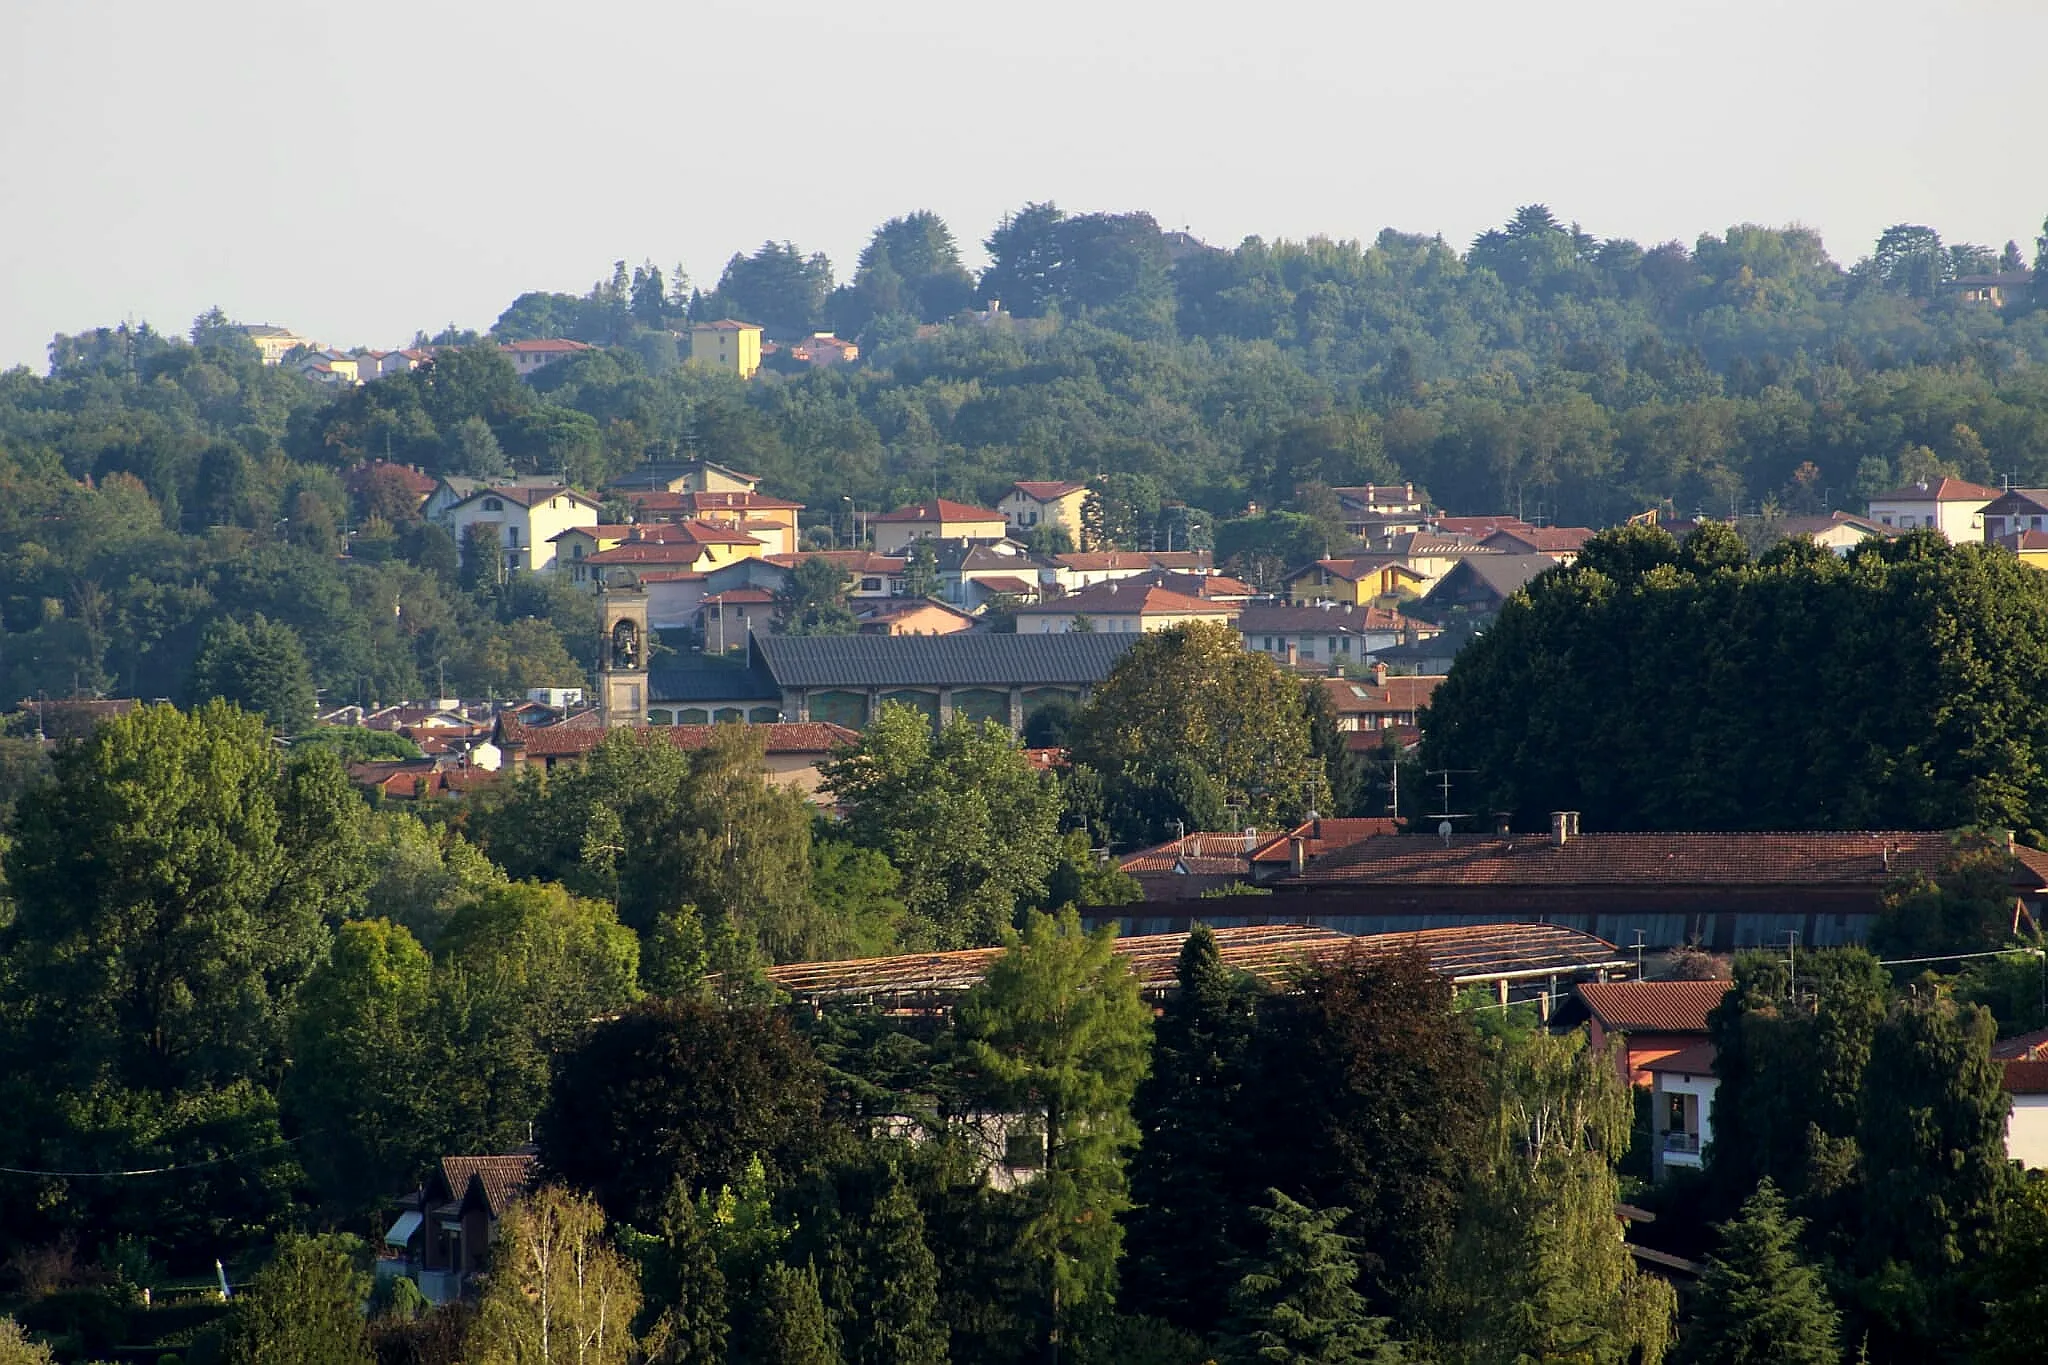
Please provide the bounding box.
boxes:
[1661,1131,1701,1154]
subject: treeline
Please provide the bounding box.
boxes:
[11,204,2048,707]
[1423,526,2048,844]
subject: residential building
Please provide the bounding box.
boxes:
[855,598,977,635]
[424,475,576,524]
[1000,480,1091,540]
[612,489,803,556]
[561,521,765,588]
[1433,515,1536,539]
[1375,533,1501,591]
[499,338,595,378]
[443,485,603,574]
[1945,271,2034,307]
[1646,1044,1716,1179]
[1246,817,1399,885]
[1762,511,1892,554]
[353,348,432,382]
[929,538,1059,608]
[1333,483,1430,541]
[380,1152,535,1302]
[1284,556,1430,606]
[609,459,762,495]
[1238,603,1437,670]
[494,714,857,799]
[1994,530,2048,569]
[237,324,316,364]
[1052,550,1214,591]
[1120,830,1264,900]
[1417,554,1555,623]
[787,333,859,366]
[700,588,777,654]
[1553,980,1729,1086]
[870,498,1008,555]
[1997,1031,2048,1167]
[1979,487,2048,542]
[1865,477,2000,539]
[1480,525,1594,562]
[295,348,360,386]
[764,550,908,599]
[1266,821,2048,950]
[688,319,764,379]
[1013,579,1238,634]
[648,631,1140,732]
[1317,669,1444,732]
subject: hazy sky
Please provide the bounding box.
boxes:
[3,1,2042,371]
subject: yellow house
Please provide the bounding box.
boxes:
[688,320,764,380]
[553,520,765,589]
[870,498,1008,556]
[1012,580,1238,634]
[1000,481,1090,541]
[1286,556,1430,606]
[1996,530,2048,570]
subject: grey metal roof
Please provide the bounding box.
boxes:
[754,632,1137,689]
[648,659,781,703]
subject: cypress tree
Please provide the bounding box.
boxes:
[749,1262,839,1365]
[1682,1180,1839,1365]
[793,1155,947,1365]
[1221,1189,1403,1365]
[1125,923,1261,1334]
[634,1183,730,1365]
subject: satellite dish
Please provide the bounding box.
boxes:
[1438,820,1454,846]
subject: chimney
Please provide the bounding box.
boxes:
[1372,661,1389,687]
[1286,641,1299,668]
[1493,812,1512,836]
[1550,811,1570,847]
[505,736,527,776]
[1567,811,1580,837]
[1289,835,1308,875]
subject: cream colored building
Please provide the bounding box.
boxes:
[444,485,602,575]
[1865,477,2000,541]
[238,324,318,364]
[870,498,1008,556]
[500,338,596,378]
[1000,480,1090,540]
[688,320,764,379]
[1012,580,1237,634]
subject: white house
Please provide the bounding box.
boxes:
[443,485,602,575]
[499,338,596,378]
[1865,477,2000,540]
[1645,1043,1716,1181]
[1012,580,1237,634]
[2006,1062,2048,1168]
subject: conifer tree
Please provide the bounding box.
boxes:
[1221,1189,1403,1365]
[1681,1180,1839,1365]
[1125,924,1262,1334]
[749,1262,840,1365]
[632,1182,730,1365]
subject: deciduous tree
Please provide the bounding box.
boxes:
[471,1187,641,1365]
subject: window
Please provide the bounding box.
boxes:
[573,565,586,582]
[860,577,882,591]
[483,497,503,512]
[507,527,519,546]
[572,544,584,559]
[1328,636,1338,653]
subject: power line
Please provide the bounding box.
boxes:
[0,1133,309,1179]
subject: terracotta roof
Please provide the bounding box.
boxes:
[1993,1026,2048,1061]
[1996,531,2048,552]
[1289,830,2048,888]
[1320,674,1445,714]
[1010,480,1089,501]
[1483,526,1594,554]
[1056,550,1213,572]
[856,597,977,622]
[1248,818,1399,865]
[1120,831,1264,875]
[1869,477,2002,503]
[702,588,776,604]
[499,339,594,355]
[1240,603,1422,635]
[441,1153,535,1218]
[643,490,804,513]
[1642,1041,1718,1076]
[1021,747,1066,771]
[1573,980,1728,1034]
[1016,579,1235,618]
[1286,556,1429,584]
[2004,1060,2048,1094]
[872,498,1006,524]
[457,484,596,510]
[586,543,709,565]
[1346,724,1420,751]
[1434,515,1533,537]
[974,575,1038,596]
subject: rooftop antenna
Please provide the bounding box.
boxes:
[1424,767,1473,825]
[1631,929,1647,980]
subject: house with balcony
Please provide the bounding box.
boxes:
[1646,1044,1717,1179]
[1000,480,1091,541]
[1866,477,2000,540]
[443,485,602,574]
[380,1152,535,1303]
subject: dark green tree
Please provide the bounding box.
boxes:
[747,1262,840,1365]
[632,1183,731,1365]
[775,555,859,635]
[787,1154,947,1365]
[221,1234,374,1365]
[1680,1181,1838,1365]
[1125,925,1264,1335]
[187,613,318,732]
[1221,1189,1402,1365]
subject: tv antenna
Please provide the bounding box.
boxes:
[1424,768,1473,825]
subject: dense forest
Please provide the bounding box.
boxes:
[7,204,2048,711]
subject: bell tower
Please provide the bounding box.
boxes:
[597,583,649,729]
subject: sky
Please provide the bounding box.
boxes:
[2,0,2043,371]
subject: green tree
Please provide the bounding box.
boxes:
[902,539,941,599]
[958,907,1153,1355]
[187,614,318,732]
[1872,833,2031,958]
[631,1183,730,1365]
[1680,1181,1839,1365]
[1975,1178,2048,1365]
[776,556,859,636]
[0,1318,53,1365]
[1222,1189,1403,1365]
[787,1153,947,1365]
[1069,621,1328,844]
[748,1262,840,1365]
[1125,925,1264,1335]
[535,999,825,1230]
[471,1186,641,1365]
[222,1233,374,1365]
[823,706,1064,947]
[707,241,834,338]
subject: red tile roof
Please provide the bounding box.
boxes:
[499,339,594,354]
[1433,515,1534,537]
[1483,526,1594,554]
[1120,831,1263,876]
[1321,674,1445,715]
[974,575,1038,596]
[1574,980,1729,1034]
[1345,724,1420,752]
[1870,477,2003,503]
[586,542,709,565]
[1289,831,2048,888]
[872,497,1006,524]
[1993,1026,2048,1061]
[1248,818,1399,865]
[441,1153,535,1217]
[1011,480,1089,501]
[1642,1041,1718,1076]
[1995,531,2048,552]
[1288,556,1430,584]
[1017,579,1235,618]
[2004,1060,2048,1095]
[703,588,776,604]
[1056,550,1213,572]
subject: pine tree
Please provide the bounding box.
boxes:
[1125,924,1262,1334]
[633,1182,730,1365]
[1221,1189,1403,1365]
[1682,1181,1839,1365]
[749,1262,840,1365]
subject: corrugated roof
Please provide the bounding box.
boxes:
[1288,831,2048,888]
[1574,980,1728,1033]
[754,632,1137,688]
[648,659,782,703]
